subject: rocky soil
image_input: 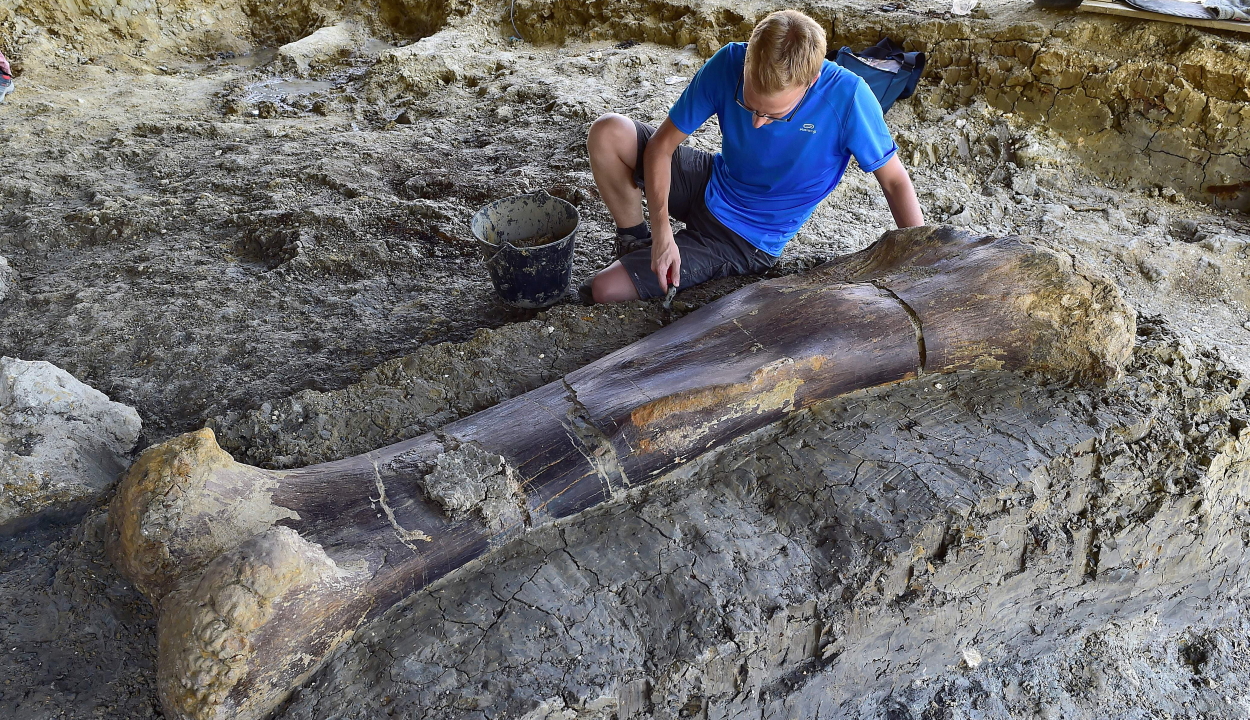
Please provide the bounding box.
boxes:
[0,0,1248,718]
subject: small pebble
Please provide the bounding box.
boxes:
[960,647,983,669]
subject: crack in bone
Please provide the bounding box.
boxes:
[371,459,432,550]
[562,379,630,495]
[872,282,928,373]
[732,318,767,353]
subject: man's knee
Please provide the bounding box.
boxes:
[587,113,636,159]
[590,264,639,304]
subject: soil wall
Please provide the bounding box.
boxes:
[0,0,463,71]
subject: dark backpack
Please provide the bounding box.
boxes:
[830,38,926,114]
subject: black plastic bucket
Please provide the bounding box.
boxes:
[471,191,580,309]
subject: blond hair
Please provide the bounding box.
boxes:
[744,10,827,95]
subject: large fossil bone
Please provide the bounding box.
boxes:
[106,227,1134,720]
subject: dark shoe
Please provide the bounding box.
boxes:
[612,231,652,260]
[577,279,595,306]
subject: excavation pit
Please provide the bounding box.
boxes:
[0,0,1247,718]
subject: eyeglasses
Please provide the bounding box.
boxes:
[734,72,812,123]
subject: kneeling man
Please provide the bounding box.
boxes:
[586,9,924,303]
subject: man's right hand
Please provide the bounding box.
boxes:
[639,118,690,295]
[651,228,681,293]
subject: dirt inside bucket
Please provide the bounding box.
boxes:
[509,232,559,248]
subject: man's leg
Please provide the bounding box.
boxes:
[590,261,639,303]
[587,113,645,230]
[604,211,780,304]
[586,113,650,304]
[585,115,720,304]
[0,51,12,103]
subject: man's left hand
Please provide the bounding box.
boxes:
[873,155,924,228]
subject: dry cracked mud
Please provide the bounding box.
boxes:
[1,0,1249,718]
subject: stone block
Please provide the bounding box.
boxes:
[276,22,359,77]
[0,358,141,533]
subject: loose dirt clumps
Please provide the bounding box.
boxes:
[209,302,696,468]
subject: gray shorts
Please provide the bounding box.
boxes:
[621,120,777,300]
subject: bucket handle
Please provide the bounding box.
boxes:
[479,189,558,269]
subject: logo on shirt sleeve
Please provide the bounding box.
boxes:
[800,123,816,134]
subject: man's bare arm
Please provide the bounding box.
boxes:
[643,118,692,292]
[872,155,925,228]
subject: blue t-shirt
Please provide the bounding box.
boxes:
[668,42,898,256]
